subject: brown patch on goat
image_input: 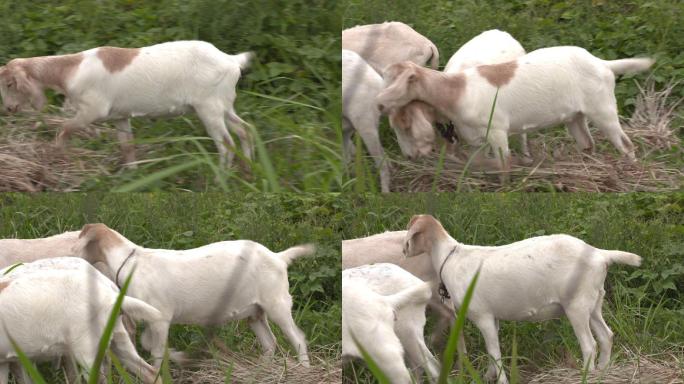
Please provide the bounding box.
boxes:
[406,215,448,256]
[97,47,139,73]
[431,72,466,113]
[0,281,11,293]
[15,54,84,92]
[79,223,127,264]
[477,61,518,87]
[390,101,438,146]
[389,104,414,131]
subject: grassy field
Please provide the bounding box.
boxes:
[343,0,683,192]
[339,192,684,382]
[0,193,342,383]
[0,0,342,192]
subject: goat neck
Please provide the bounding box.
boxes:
[415,68,466,118]
[429,235,461,276]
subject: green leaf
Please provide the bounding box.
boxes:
[352,332,391,384]
[88,266,136,384]
[3,262,23,275]
[440,267,483,384]
[8,336,48,384]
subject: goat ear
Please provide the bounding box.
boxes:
[79,223,97,239]
[407,215,421,230]
[13,69,33,94]
[405,215,430,256]
[389,107,412,131]
[78,223,109,240]
[13,68,46,110]
[76,223,112,264]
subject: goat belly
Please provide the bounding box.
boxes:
[517,302,564,321]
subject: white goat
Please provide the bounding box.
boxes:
[342,22,440,172]
[342,49,390,192]
[343,264,435,383]
[0,257,163,384]
[342,21,439,74]
[377,46,654,176]
[0,231,79,267]
[0,231,138,337]
[342,231,456,347]
[0,231,139,384]
[403,214,642,384]
[72,223,313,368]
[391,30,529,159]
[0,41,253,166]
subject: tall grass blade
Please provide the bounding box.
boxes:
[108,350,134,384]
[8,335,48,384]
[431,143,448,193]
[160,347,174,384]
[457,88,499,192]
[352,333,390,384]
[88,266,136,384]
[248,123,281,192]
[112,159,204,192]
[353,134,367,193]
[224,361,234,384]
[510,326,519,384]
[439,267,482,384]
[241,90,326,112]
[460,355,483,384]
[2,262,23,275]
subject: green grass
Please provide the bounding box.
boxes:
[341,192,684,382]
[0,193,342,382]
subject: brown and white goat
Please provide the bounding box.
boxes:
[377,46,654,177]
[0,41,252,167]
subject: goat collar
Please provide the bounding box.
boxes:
[438,245,458,303]
[115,248,136,288]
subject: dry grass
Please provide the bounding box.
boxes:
[623,79,682,153]
[171,345,341,384]
[524,347,683,384]
[0,110,115,191]
[389,79,683,192]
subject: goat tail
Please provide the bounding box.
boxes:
[277,243,316,266]
[234,51,254,70]
[428,44,440,69]
[601,250,642,267]
[604,58,654,75]
[121,296,164,323]
[385,281,432,311]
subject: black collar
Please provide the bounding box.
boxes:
[115,248,136,288]
[438,245,458,302]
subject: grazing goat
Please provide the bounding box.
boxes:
[0,231,80,267]
[342,21,439,74]
[0,257,163,384]
[0,231,138,340]
[342,49,390,192]
[343,22,441,162]
[342,231,456,347]
[0,41,253,166]
[72,223,313,368]
[378,46,654,176]
[392,30,529,159]
[343,264,436,383]
[403,214,642,384]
